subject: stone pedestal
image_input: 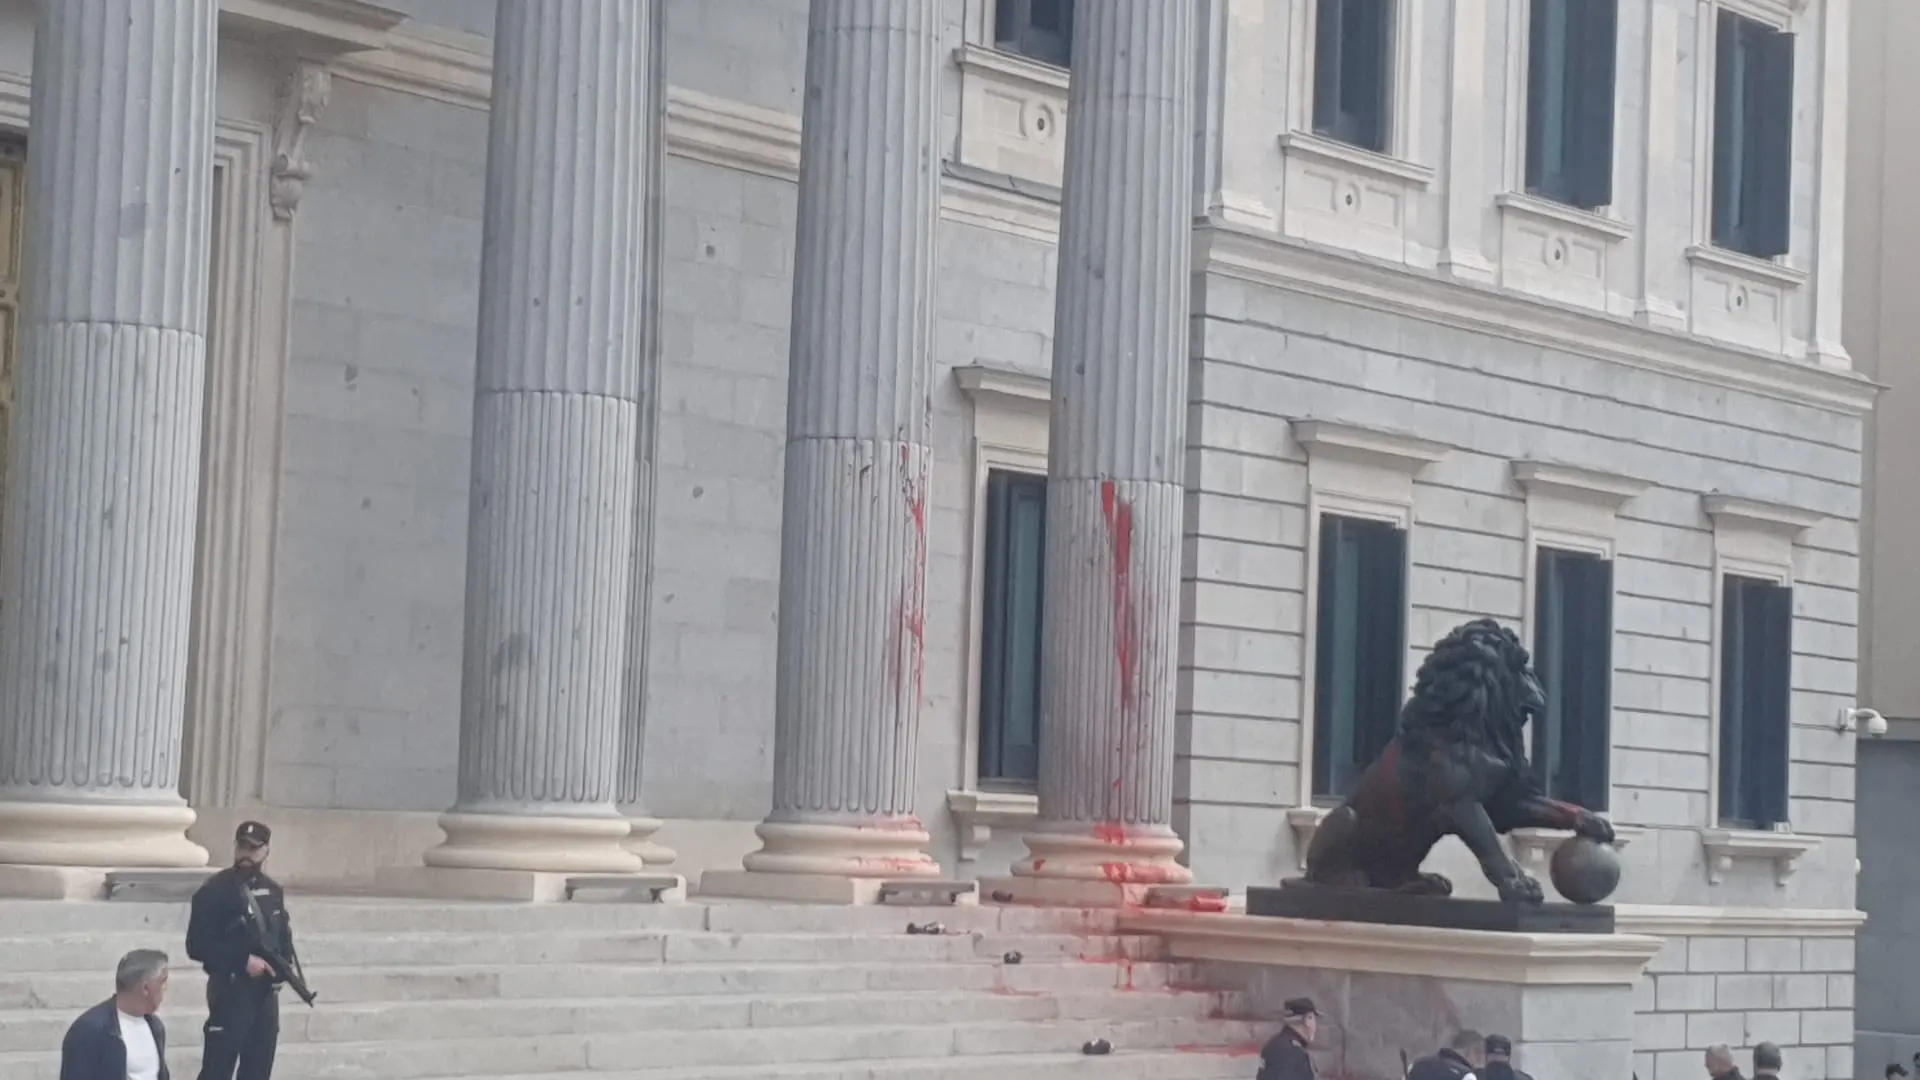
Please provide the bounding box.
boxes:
[703,0,944,904]
[1122,911,1663,1080]
[987,0,1198,906]
[413,0,658,893]
[0,0,220,894]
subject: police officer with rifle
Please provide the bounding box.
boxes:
[186,821,313,1080]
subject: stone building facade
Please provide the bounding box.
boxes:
[0,0,1872,1076]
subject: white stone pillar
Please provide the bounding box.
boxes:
[0,0,218,897]
[619,0,674,868]
[993,0,1198,906]
[417,0,656,894]
[703,0,943,903]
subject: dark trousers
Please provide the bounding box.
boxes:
[197,975,279,1080]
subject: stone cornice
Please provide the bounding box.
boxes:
[220,0,406,57]
[330,23,1882,420]
[1119,911,1664,986]
[1291,418,1450,475]
[1703,493,1827,538]
[1511,460,1649,509]
[954,363,1051,411]
[1199,226,1880,417]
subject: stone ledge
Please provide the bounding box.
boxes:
[946,789,1039,863]
[1699,828,1821,887]
[1117,911,1664,986]
[1613,904,1866,937]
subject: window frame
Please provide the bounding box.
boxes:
[1702,493,1820,833]
[988,0,1073,69]
[1285,0,1426,165]
[975,467,1048,790]
[1528,543,1615,812]
[1307,506,1410,802]
[1715,570,1794,829]
[1690,0,1803,262]
[1708,8,1796,259]
[1292,420,1446,810]
[1519,0,1621,212]
[956,365,1052,795]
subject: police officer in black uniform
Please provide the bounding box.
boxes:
[1407,1030,1486,1080]
[1257,997,1319,1080]
[1481,1034,1533,1080]
[186,821,293,1080]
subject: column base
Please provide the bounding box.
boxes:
[994,822,1192,907]
[0,800,209,869]
[622,812,678,866]
[421,810,645,874]
[698,818,942,905]
[0,865,111,900]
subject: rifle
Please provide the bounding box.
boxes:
[240,883,317,1007]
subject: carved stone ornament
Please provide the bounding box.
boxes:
[270,60,332,220]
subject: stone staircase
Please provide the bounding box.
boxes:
[0,897,1268,1079]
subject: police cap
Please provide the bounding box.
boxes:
[235,820,271,848]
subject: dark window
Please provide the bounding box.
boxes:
[1312,0,1394,153]
[995,0,1073,68]
[1531,548,1614,810]
[1718,575,1793,828]
[978,470,1048,787]
[1524,0,1618,209]
[1711,11,1795,258]
[1312,515,1407,799]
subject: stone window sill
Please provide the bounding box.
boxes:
[1700,827,1820,887]
[1506,824,1646,872]
[1285,805,1331,869]
[948,788,1038,863]
[1497,192,1634,243]
[1685,244,1809,291]
[1279,131,1437,189]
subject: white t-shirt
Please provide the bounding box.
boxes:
[117,1010,159,1080]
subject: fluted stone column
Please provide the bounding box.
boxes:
[0,0,217,895]
[703,0,943,903]
[618,0,674,868]
[994,0,1197,906]
[417,0,656,891]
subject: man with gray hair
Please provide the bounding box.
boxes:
[1706,1044,1745,1080]
[59,949,173,1080]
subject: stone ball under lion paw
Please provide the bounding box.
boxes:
[1550,835,1622,905]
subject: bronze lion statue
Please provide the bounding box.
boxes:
[1292,618,1614,904]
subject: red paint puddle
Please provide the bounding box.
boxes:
[1177,1043,1261,1057]
[1092,822,1132,845]
[1099,862,1188,885]
[1030,858,1046,872]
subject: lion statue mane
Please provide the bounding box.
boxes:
[1290,617,1614,904]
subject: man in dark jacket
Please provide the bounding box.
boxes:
[1257,997,1318,1080]
[1408,1030,1485,1080]
[1481,1034,1533,1080]
[186,821,294,1080]
[60,949,173,1080]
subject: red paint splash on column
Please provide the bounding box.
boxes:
[891,444,928,703]
[1100,480,1138,714]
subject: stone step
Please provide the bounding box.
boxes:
[493,1048,1261,1080]
[0,927,1163,974]
[0,986,1226,1052]
[0,1017,1268,1080]
[0,956,1194,1011]
[0,899,1124,936]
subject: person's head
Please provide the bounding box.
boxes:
[1884,1063,1907,1080]
[1450,1030,1486,1070]
[1706,1045,1737,1078]
[1485,1035,1514,1064]
[114,950,169,1015]
[1282,997,1318,1043]
[1753,1043,1782,1076]
[233,820,271,873]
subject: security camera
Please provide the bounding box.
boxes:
[1837,706,1888,738]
